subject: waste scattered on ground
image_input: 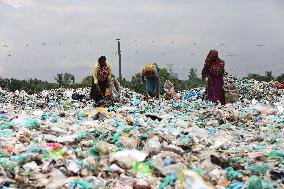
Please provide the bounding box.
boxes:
[0,77,283,188]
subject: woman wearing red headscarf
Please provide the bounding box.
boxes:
[202,49,226,105]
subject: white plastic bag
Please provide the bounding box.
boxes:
[144,136,161,154]
[110,150,148,168]
[110,79,120,101]
[164,80,176,98]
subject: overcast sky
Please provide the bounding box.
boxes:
[0,0,284,82]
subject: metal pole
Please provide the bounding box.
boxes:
[116,39,122,81]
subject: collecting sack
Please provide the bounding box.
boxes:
[110,79,120,102]
[223,83,239,104]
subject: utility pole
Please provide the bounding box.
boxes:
[116,39,122,81]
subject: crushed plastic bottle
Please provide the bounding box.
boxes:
[132,161,153,176]
[0,77,283,188]
[24,119,41,129]
[177,169,214,189]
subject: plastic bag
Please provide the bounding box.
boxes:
[110,150,148,168]
[164,80,176,98]
[224,85,239,104]
[276,83,284,89]
[68,179,93,189]
[0,129,13,138]
[112,78,121,93]
[177,169,214,189]
[110,80,120,101]
[248,176,263,189]
[145,136,161,154]
[159,172,178,189]
[132,162,152,176]
[24,119,40,129]
[182,89,199,101]
[11,155,29,164]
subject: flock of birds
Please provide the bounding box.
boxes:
[1,39,265,59]
[0,39,271,77]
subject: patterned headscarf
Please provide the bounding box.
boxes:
[202,49,225,78]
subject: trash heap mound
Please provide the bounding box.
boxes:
[0,78,283,189]
[181,76,283,103]
[224,76,282,100]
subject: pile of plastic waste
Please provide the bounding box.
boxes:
[0,77,283,188]
[224,76,283,100]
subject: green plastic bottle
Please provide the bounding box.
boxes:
[248,175,263,189]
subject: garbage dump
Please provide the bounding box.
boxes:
[0,76,283,188]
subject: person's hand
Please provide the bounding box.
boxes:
[106,82,110,88]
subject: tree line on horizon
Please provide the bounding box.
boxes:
[0,69,283,95]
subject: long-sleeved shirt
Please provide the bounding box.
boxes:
[93,63,112,85]
[202,60,225,78]
[141,64,159,80]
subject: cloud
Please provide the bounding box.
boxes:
[0,65,5,74]
[0,0,283,81]
[1,0,36,8]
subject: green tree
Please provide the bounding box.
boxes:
[54,73,64,86]
[185,68,205,89]
[245,71,275,82]
[120,78,131,89]
[0,77,59,94]
[245,73,266,81]
[129,73,145,94]
[159,68,178,92]
[63,73,75,84]
[81,76,93,87]
[265,71,274,82]
[54,73,75,86]
[188,68,198,81]
[277,74,284,82]
[119,67,205,94]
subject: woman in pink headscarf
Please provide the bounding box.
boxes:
[202,49,226,105]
